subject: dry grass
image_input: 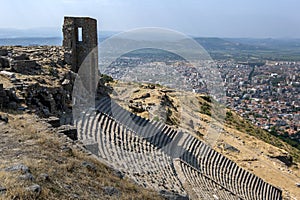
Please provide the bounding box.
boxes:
[0,112,163,200]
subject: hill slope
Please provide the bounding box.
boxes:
[108,81,300,199]
[0,112,163,200]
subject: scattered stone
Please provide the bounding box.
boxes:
[133,93,151,100]
[82,161,97,172]
[270,154,294,167]
[11,59,40,75]
[241,157,258,162]
[37,78,47,84]
[57,125,78,140]
[147,84,155,89]
[5,164,29,173]
[142,84,156,89]
[72,193,80,198]
[0,56,10,68]
[64,184,72,190]
[7,101,18,110]
[26,184,41,195]
[42,108,50,116]
[141,93,151,99]
[61,145,73,154]
[296,183,300,188]
[45,116,61,128]
[39,173,50,181]
[148,102,155,106]
[12,54,29,61]
[17,106,28,111]
[159,190,189,200]
[0,49,8,56]
[0,115,8,123]
[0,70,16,78]
[102,186,120,196]
[224,143,240,153]
[0,186,7,194]
[63,51,72,65]
[62,79,70,85]
[129,102,145,113]
[112,169,125,179]
[19,172,34,181]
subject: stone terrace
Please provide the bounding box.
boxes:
[74,96,283,200]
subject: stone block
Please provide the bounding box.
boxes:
[0,91,5,98]
[57,125,78,140]
[46,116,61,127]
[12,54,29,60]
[11,60,39,74]
[63,51,72,65]
[0,70,15,78]
[82,140,99,156]
[0,49,8,56]
[0,57,10,68]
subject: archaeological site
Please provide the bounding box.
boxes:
[1,16,299,200]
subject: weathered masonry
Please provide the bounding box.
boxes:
[62,16,98,95]
[62,16,98,74]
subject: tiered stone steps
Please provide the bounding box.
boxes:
[74,96,282,199]
[174,158,282,200]
[174,159,240,200]
[75,110,186,194]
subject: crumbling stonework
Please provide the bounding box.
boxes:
[0,84,7,108]
[0,49,8,56]
[63,16,99,103]
[0,56,10,68]
[11,60,40,74]
[62,17,98,73]
[0,46,74,120]
[0,83,20,109]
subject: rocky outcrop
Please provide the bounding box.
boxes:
[0,46,74,120]
[0,57,10,68]
[11,60,40,74]
[0,84,8,108]
[0,83,21,110]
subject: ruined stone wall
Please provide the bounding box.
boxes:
[62,17,98,74]
[11,60,39,74]
[62,16,99,100]
[0,84,8,108]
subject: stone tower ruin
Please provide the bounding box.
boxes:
[62,16,98,73]
[62,16,98,96]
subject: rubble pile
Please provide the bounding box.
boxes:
[0,46,76,121]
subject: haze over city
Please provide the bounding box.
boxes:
[1,0,300,38]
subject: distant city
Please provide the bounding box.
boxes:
[101,43,300,151]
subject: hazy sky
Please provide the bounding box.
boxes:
[1,0,300,38]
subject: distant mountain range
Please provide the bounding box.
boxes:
[194,37,300,52]
[1,27,300,61]
[0,27,118,39]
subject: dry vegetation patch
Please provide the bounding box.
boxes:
[0,112,163,200]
